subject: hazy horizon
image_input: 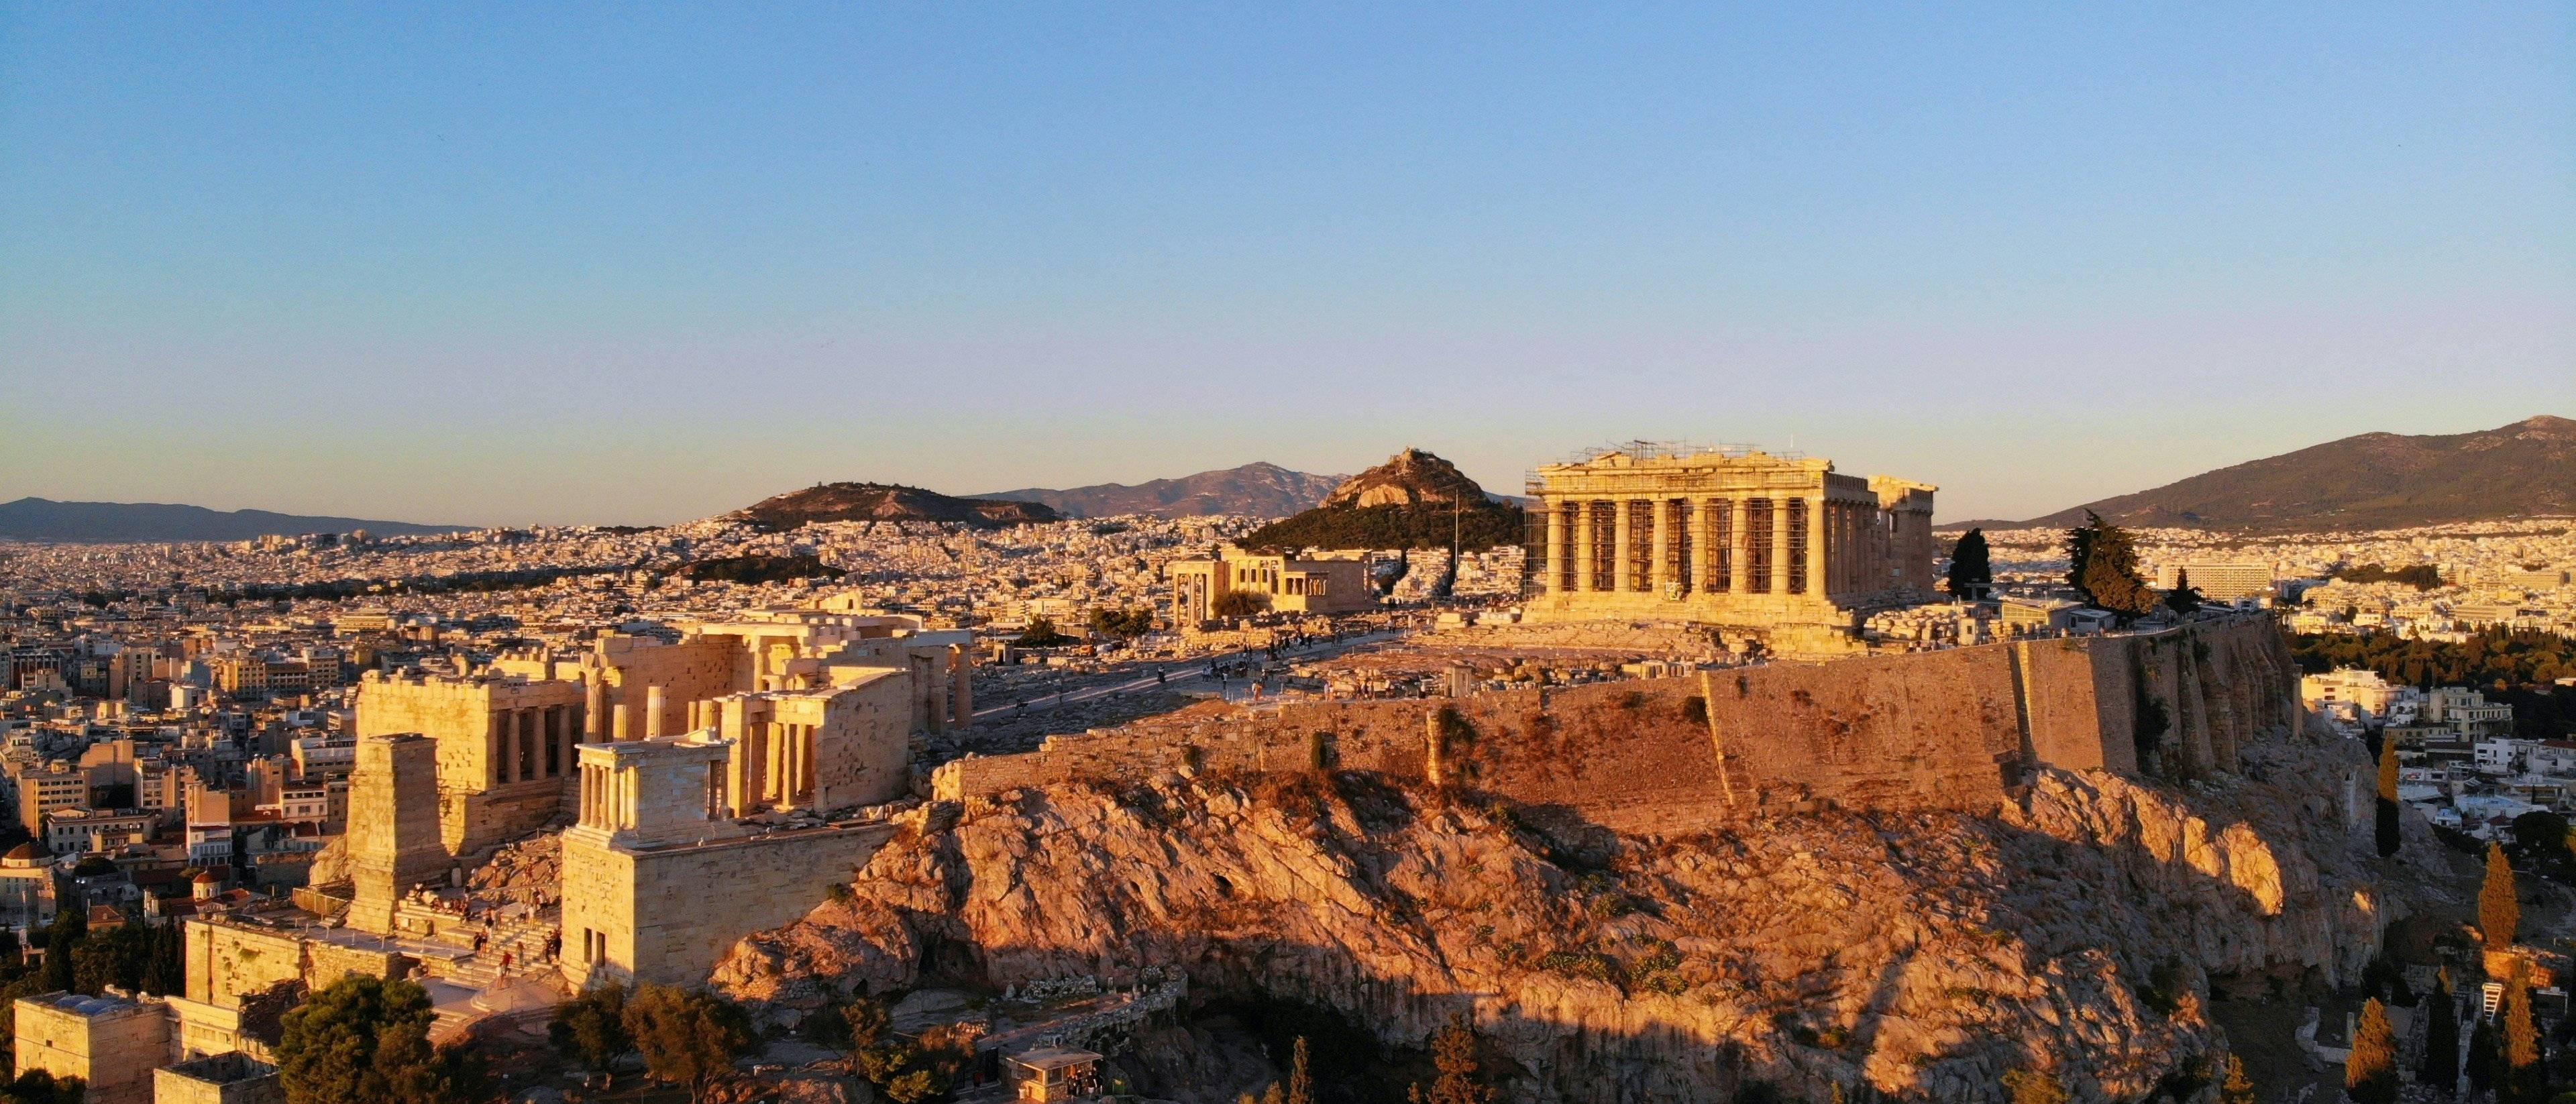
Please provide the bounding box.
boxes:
[6,5,2571,527]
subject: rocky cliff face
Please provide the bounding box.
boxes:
[716,734,2386,1103]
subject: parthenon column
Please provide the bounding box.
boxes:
[1808,496,1829,602]
[1692,498,1715,595]
[644,685,667,740]
[1566,504,1587,594]
[1770,500,1793,596]
[1728,499,1750,594]
[583,678,604,741]
[1649,500,1672,592]
[1610,500,1633,593]
[1544,504,1568,594]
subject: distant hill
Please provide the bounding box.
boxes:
[0,497,464,543]
[1244,449,1525,551]
[729,482,1059,531]
[1961,415,2576,533]
[980,462,1345,519]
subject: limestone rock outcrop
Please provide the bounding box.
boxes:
[716,734,2383,1103]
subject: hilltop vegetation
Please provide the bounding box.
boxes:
[729,482,1059,531]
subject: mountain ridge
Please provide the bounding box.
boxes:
[0,497,465,543]
[978,461,1344,518]
[1951,415,2575,533]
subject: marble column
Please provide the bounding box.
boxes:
[1611,500,1634,593]
[1688,498,1711,594]
[1573,502,1597,592]
[1728,499,1751,594]
[644,685,666,740]
[1649,500,1672,593]
[1770,500,1794,596]
[1807,496,1829,600]
[1544,504,1568,594]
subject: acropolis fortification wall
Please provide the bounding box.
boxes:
[934,616,2301,835]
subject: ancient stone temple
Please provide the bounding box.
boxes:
[1523,445,1937,649]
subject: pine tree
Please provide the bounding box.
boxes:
[2420,968,2460,1095]
[1415,1013,1491,1104]
[2376,740,2402,858]
[2503,963,2542,1104]
[2219,1054,2255,1104]
[2481,841,2520,951]
[1946,529,1992,600]
[2064,512,2157,618]
[2346,997,2398,1104]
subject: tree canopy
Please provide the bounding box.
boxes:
[1014,616,1078,649]
[1945,529,1992,599]
[1211,589,1273,620]
[277,975,480,1104]
[2064,512,2157,618]
[1086,607,1157,639]
[2345,997,2397,1104]
[2481,841,2520,952]
[624,985,757,1104]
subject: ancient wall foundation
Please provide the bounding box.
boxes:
[561,819,898,989]
[934,617,2301,834]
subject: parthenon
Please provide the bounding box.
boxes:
[1524,445,1938,649]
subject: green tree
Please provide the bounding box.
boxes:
[2346,997,2398,1104]
[855,1021,971,1104]
[2163,569,2206,616]
[2505,964,2544,1104]
[1946,529,1992,600]
[2510,810,2570,864]
[1087,607,1156,639]
[1410,1013,1491,1104]
[2002,1067,2070,1104]
[845,993,890,1054]
[2469,1017,2501,1097]
[276,975,472,1104]
[2065,512,2157,619]
[0,1069,85,1104]
[2376,740,2402,858]
[548,982,633,1087]
[2422,969,2460,1093]
[38,909,83,994]
[1210,589,1271,620]
[1015,616,1077,649]
[2483,841,2520,951]
[622,985,757,1104]
[2219,1054,2255,1104]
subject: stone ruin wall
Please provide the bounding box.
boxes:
[935,616,2301,834]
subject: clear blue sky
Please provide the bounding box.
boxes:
[4,3,2570,526]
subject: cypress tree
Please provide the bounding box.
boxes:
[2504,964,2542,1104]
[2420,968,2460,1094]
[1287,1036,1313,1104]
[2065,512,2157,618]
[2345,997,2398,1104]
[2376,740,2402,858]
[2481,842,2519,951]
[1946,529,1992,600]
[2468,1017,2500,1097]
